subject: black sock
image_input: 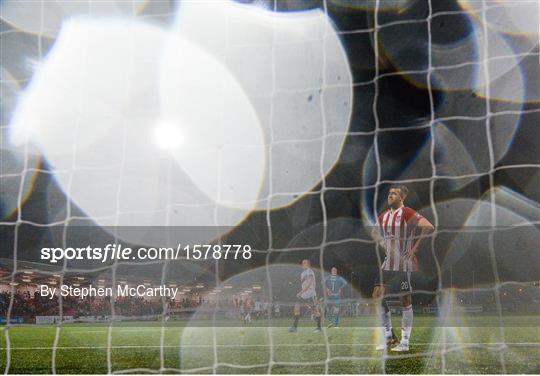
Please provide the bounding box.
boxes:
[293,315,300,328]
[316,317,321,329]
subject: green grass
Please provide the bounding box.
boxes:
[1,315,539,374]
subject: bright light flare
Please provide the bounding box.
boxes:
[175,0,353,209]
[8,18,265,246]
[153,121,184,150]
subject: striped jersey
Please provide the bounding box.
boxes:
[377,206,423,272]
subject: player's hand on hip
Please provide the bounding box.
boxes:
[410,245,419,256]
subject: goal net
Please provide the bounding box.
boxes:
[0,0,539,374]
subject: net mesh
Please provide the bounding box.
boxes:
[1,0,539,374]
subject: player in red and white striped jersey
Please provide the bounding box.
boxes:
[371,185,434,352]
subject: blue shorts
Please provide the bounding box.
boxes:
[326,296,341,305]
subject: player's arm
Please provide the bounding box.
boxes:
[370,225,387,253]
[337,278,347,297]
[322,279,330,297]
[410,216,434,256]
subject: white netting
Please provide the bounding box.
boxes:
[1,0,539,374]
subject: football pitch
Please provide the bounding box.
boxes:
[1,315,539,374]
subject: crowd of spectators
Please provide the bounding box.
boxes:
[4,285,536,321]
[0,290,204,319]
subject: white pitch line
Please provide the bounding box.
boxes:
[73,327,377,334]
[76,328,182,334]
[1,342,538,351]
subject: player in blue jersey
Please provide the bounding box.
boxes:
[322,267,347,327]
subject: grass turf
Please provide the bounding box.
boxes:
[1,315,538,374]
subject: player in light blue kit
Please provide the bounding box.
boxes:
[322,267,347,328]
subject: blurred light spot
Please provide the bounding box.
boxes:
[9,18,264,246]
[153,121,184,150]
[174,0,353,209]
